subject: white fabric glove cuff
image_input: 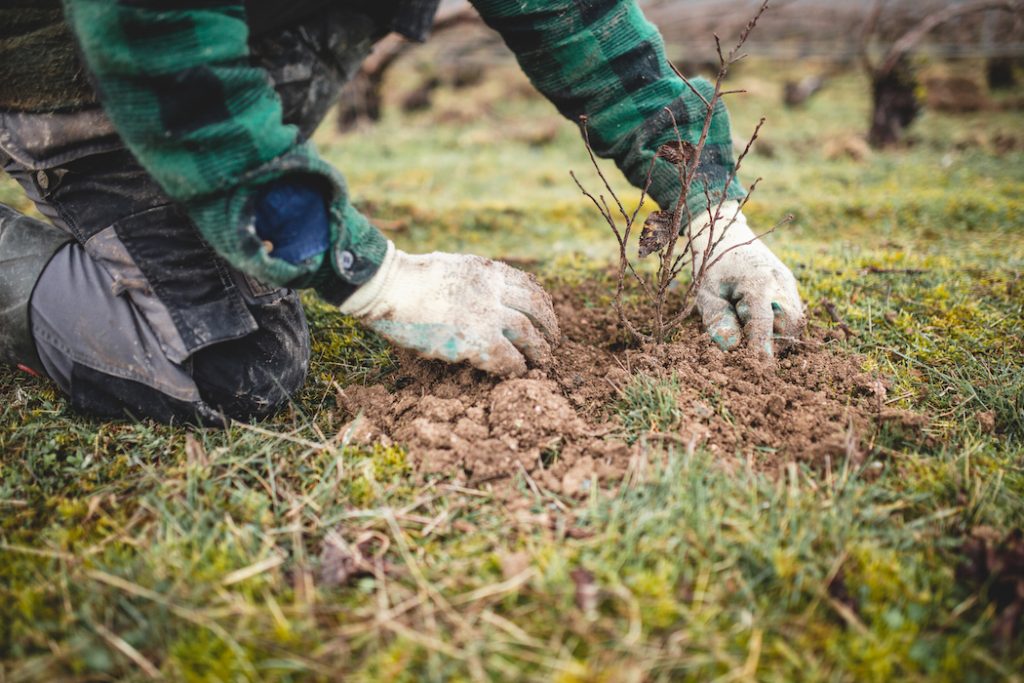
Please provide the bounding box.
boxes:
[339,240,397,316]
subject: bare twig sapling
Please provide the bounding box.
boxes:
[572,0,791,344]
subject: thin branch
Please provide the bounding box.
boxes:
[570,0,780,345]
[668,62,711,108]
[707,115,766,234]
[665,213,793,330]
[726,0,772,63]
[859,0,887,75]
[821,299,858,339]
[879,0,1021,76]
[629,156,659,226]
[570,172,617,241]
[570,170,653,299]
[707,176,763,260]
[705,214,792,274]
[579,118,632,225]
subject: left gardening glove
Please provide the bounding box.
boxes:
[339,242,560,375]
[688,201,805,357]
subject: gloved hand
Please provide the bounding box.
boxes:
[688,201,804,357]
[339,242,559,375]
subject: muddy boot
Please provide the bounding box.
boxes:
[0,204,71,374]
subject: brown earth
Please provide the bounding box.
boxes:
[336,280,926,496]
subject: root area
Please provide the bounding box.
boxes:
[337,281,924,496]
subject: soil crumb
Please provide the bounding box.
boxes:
[336,281,925,495]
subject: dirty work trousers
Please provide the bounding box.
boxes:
[0,9,383,425]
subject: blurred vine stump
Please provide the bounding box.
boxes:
[861,0,1023,148]
[986,56,1019,89]
[868,57,921,148]
[335,6,480,131]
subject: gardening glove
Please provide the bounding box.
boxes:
[339,241,560,375]
[689,201,804,357]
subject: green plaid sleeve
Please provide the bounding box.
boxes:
[60,0,386,303]
[470,0,746,216]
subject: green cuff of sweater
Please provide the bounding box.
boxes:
[185,141,386,302]
[609,77,747,220]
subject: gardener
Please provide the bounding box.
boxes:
[0,0,804,425]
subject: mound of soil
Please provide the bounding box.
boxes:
[337,281,923,495]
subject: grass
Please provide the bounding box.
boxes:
[2,52,1023,681]
[617,375,684,444]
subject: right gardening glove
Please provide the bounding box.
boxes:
[339,241,560,376]
[688,201,805,358]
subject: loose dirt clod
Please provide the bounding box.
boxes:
[336,281,926,496]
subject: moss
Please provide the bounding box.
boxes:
[338,443,411,506]
[352,639,425,681]
[629,563,681,630]
[168,627,245,682]
[347,476,374,508]
[303,293,396,388]
[369,443,410,481]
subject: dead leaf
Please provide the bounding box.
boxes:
[452,520,477,534]
[565,526,595,540]
[85,495,105,521]
[185,433,208,467]
[500,552,531,581]
[638,210,675,258]
[570,567,599,617]
[320,530,392,588]
[656,140,696,167]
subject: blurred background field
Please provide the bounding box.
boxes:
[324,55,1023,262]
[2,1,1024,680]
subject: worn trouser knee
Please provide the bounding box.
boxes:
[31,243,311,425]
[189,289,312,422]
